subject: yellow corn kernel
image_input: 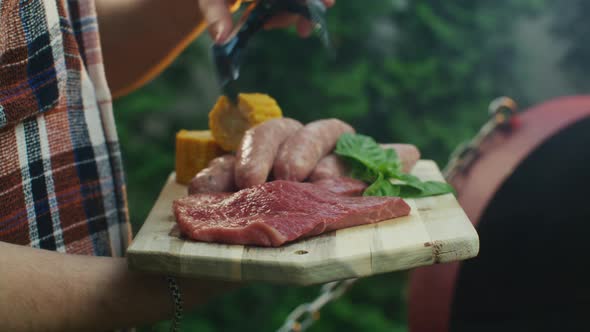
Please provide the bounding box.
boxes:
[175,130,225,184]
[209,93,283,151]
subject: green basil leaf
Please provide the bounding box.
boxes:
[393,173,424,190]
[349,162,379,182]
[335,133,456,199]
[399,181,455,198]
[379,148,402,176]
[363,174,401,197]
[398,185,423,198]
[420,181,456,196]
[336,133,395,171]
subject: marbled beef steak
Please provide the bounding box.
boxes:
[312,176,368,196]
[173,180,410,247]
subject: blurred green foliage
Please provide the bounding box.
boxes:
[112,1,566,331]
[550,0,590,91]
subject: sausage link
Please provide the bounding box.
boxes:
[380,143,421,173]
[273,119,355,182]
[308,154,349,182]
[235,118,303,189]
[188,155,237,194]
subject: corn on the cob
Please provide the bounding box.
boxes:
[209,93,283,151]
[175,130,225,184]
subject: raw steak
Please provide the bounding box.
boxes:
[173,180,410,247]
[312,177,368,196]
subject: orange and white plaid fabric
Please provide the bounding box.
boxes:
[0,0,131,257]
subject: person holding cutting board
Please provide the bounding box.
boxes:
[0,0,335,331]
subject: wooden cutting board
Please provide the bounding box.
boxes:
[126,160,479,285]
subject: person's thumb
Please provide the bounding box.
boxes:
[199,0,234,44]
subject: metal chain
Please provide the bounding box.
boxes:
[443,96,519,181]
[276,278,357,332]
[275,96,519,332]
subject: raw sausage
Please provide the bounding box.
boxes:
[309,154,349,182]
[273,119,355,182]
[188,155,237,194]
[380,143,421,173]
[235,118,303,189]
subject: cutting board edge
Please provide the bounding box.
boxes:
[127,239,457,286]
[429,233,480,264]
[125,159,479,285]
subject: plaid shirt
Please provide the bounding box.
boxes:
[0,0,131,257]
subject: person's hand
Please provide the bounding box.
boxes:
[198,0,335,44]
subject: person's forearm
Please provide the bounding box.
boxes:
[0,241,231,332]
[96,0,207,98]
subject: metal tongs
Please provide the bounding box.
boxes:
[212,0,331,103]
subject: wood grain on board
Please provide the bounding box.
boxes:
[127,160,479,285]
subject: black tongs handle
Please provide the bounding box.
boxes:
[213,0,328,99]
[233,0,324,48]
